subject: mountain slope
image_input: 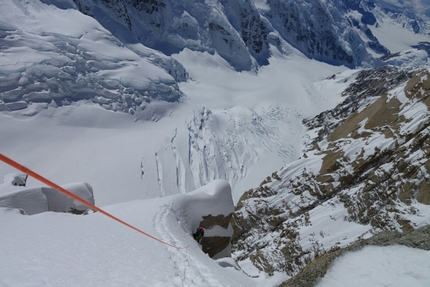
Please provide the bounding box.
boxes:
[1,0,430,285]
[0,0,188,112]
[232,64,430,278]
[0,180,269,287]
[68,0,393,70]
[1,0,352,206]
[2,0,429,112]
[363,0,430,55]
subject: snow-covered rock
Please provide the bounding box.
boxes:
[0,173,95,215]
[285,225,430,287]
[381,49,428,67]
[178,180,235,259]
[232,65,430,278]
[3,173,28,187]
[69,0,387,70]
[41,182,95,214]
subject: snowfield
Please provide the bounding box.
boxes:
[2,176,430,287]
[317,245,430,287]
[1,0,430,286]
[0,0,350,206]
[0,180,265,287]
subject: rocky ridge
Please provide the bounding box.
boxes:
[231,65,430,279]
[69,0,400,70]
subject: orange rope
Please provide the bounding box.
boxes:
[0,153,187,249]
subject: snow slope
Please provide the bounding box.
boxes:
[317,245,430,287]
[1,0,430,286]
[0,0,349,206]
[368,7,430,54]
[1,179,429,286]
[0,180,266,287]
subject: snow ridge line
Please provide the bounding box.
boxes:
[0,153,188,249]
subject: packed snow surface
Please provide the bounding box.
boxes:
[0,180,264,287]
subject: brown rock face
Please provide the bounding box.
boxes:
[201,236,231,258]
[198,213,233,259]
[232,66,430,278]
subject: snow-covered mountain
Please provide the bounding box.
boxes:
[1,0,428,202]
[1,0,430,286]
[2,0,429,113]
[1,0,355,205]
[0,0,187,114]
[232,64,430,281]
[65,0,392,69]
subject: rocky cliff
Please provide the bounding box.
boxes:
[69,0,397,70]
[231,65,430,278]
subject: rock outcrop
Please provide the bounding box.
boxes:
[70,0,389,70]
[199,214,233,258]
[232,66,430,277]
[180,180,235,259]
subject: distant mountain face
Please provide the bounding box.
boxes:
[71,0,261,71]
[367,0,430,35]
[2,0,428,112]
[231,64,430,276]
[69,0,418,70]
[370,0,430,31]
[0,0,188,113]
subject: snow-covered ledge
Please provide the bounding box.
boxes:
[178,180,235,259]
[0,173,95,215]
